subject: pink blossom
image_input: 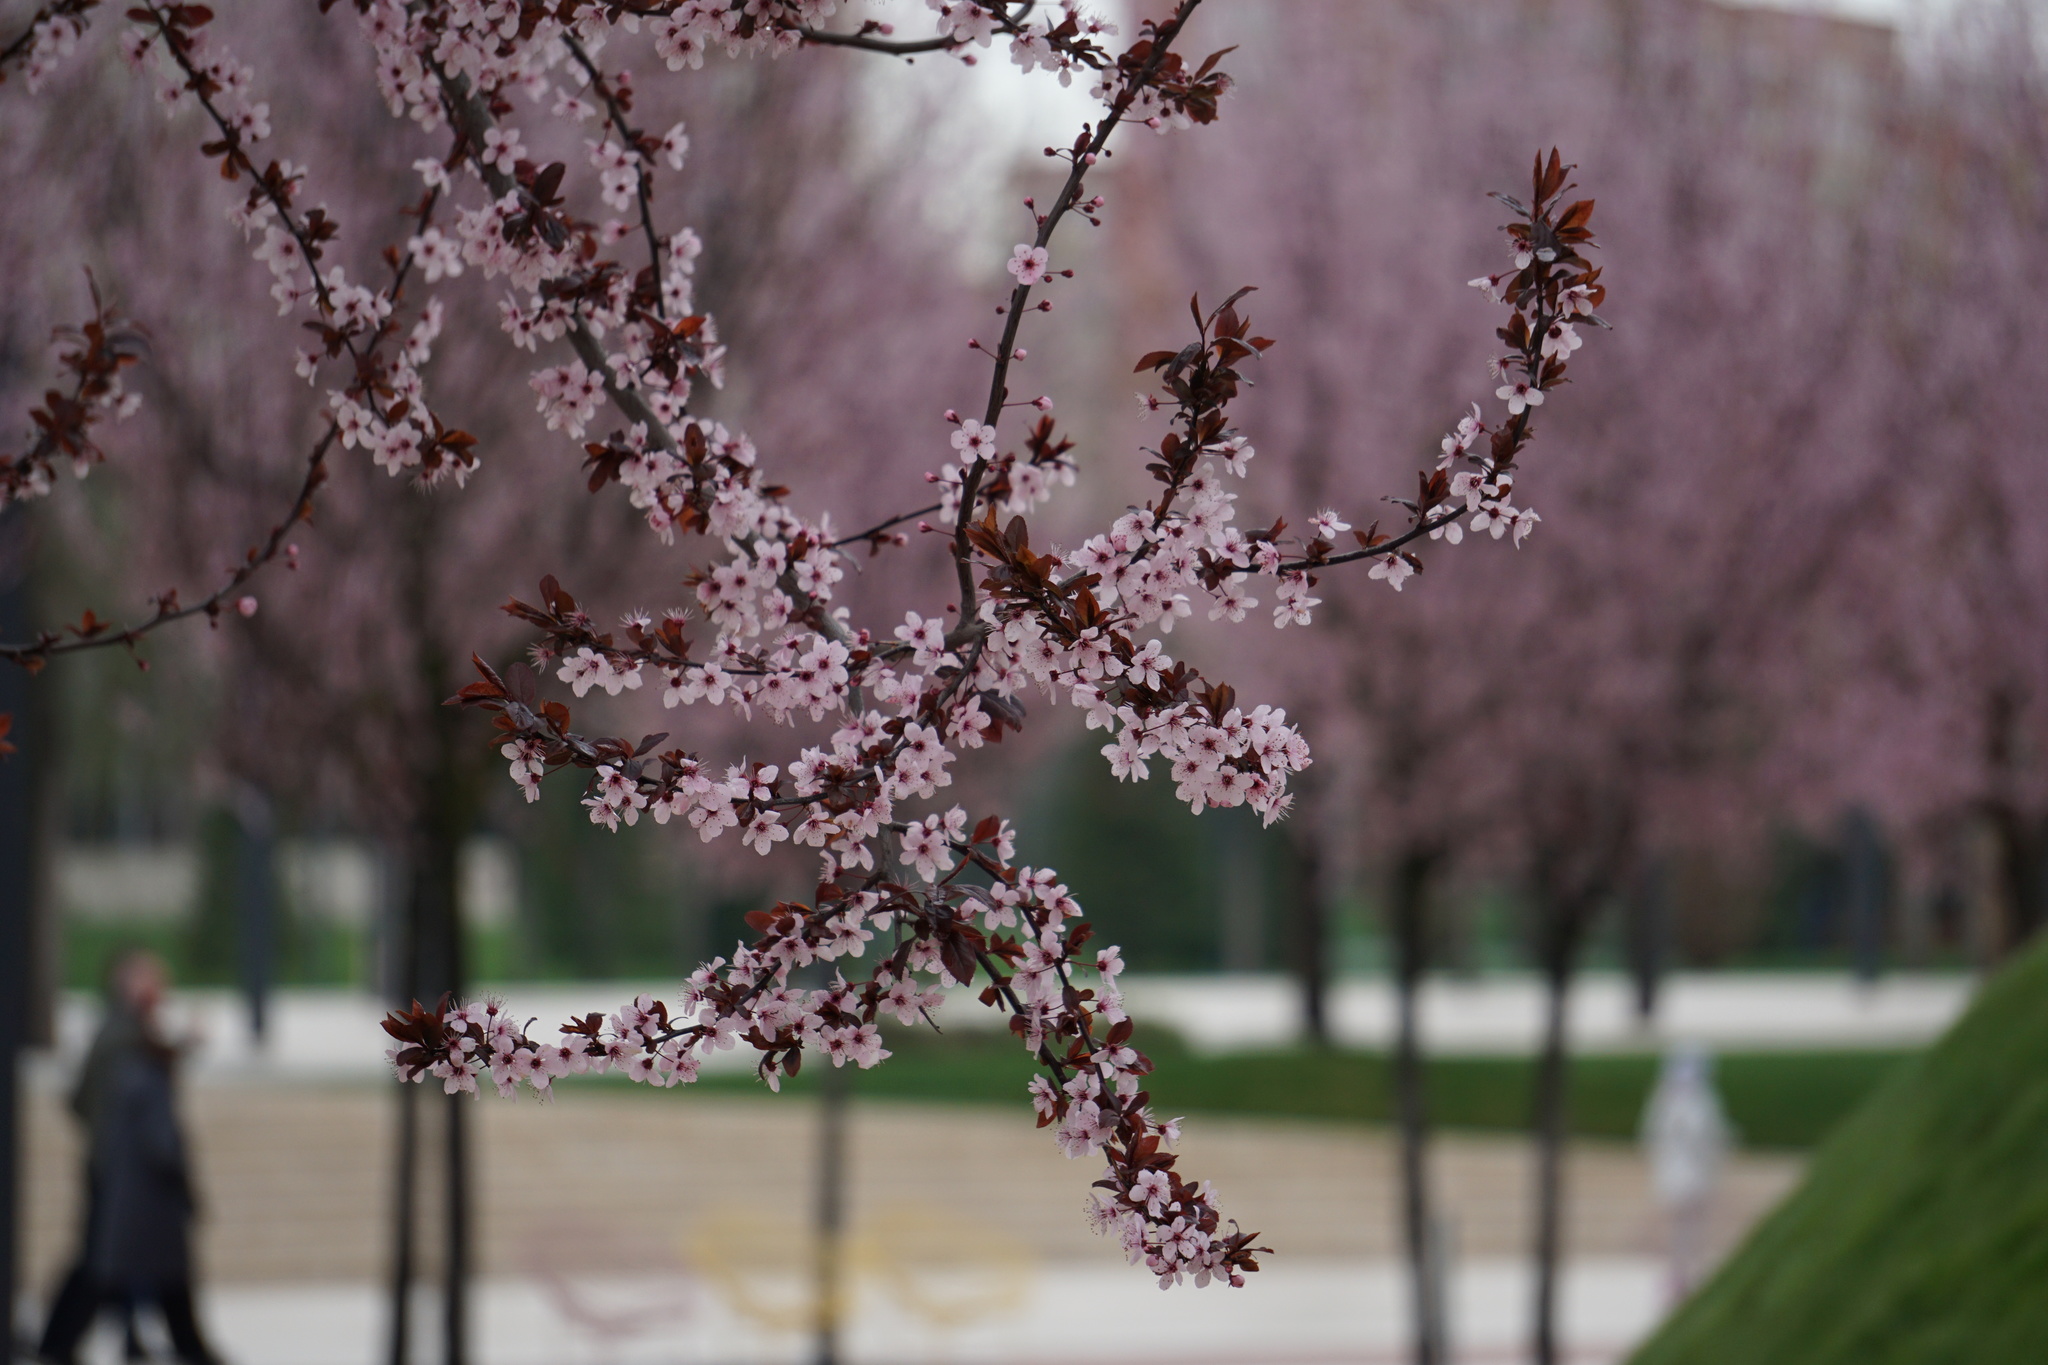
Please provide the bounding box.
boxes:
[1495,377,1544,416]
[950,417,999,460]
[1006,243,1051,286]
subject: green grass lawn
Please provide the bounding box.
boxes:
[658,1023,1908,1152]
[1629,938,2048,1364]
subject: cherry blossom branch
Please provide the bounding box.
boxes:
[793,23,954,57]
[2,4,464,665]
[1,0,1617,1288]
[133,3,344,313]
[0,428,328,669]
[305,0,1609,1290]
[0,0,97,88]
[427,64,698,461]
[352,2,1287,1285]
[0,180,446,667]
[791,0,1111,65]
[1263,150,1606,589]
[0,281,145,511]
[950,0,1228,614]
[559,33,670,318]
[826,502,944,552]
[1274,510,1464,574]
[128,4,472,480]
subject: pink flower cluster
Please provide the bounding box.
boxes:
[5,0,1602,1290]
[0,289,143,508]
[380,11,1598,1289]
[3,0,94,92]
[113,3,475,489]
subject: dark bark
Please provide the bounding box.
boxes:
[386,493,482,1365]
[444,1088,469,1365]
[1286,829,1330,1046]
[1988,803,2048,958]
[812,1059,851,1365]
[1981,690,2048,958]
[1530,883,1595,1365]
[1390,845,1445,1365]
[1624,856,1668,1023]
[387,1075,419,1365]
[1521,779,1631,1365]
[1842,807,1887,983]
[385,730,472,1365]
[415,680,476,1365]
[232,788,277,1044]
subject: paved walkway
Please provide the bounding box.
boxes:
[19,1080,1801,1364]
[176,1258,1671,1365]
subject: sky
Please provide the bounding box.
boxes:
[853,0,1976,272]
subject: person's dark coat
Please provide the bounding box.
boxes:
[40,996,218,1365]
[85,1047,195,1290]
[70,1003,196,1293]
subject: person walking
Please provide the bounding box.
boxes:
[1639,1040,1733,1302]
[36,950,222,1365]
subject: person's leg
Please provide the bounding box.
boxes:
[155,1281,220,1365]
[35,1262,103,1365]
[121,1293,149,1360]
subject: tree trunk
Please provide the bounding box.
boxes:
[232,785,277,1044]
[1390,846,1445,1365]
[387,1074,420,1365]
[1982,692,2047,958]
[387,492,480,1365]
[418,681,474,1365]
[1530,896,1586,1365]
[1842,807,1886,983]
[444,1086,469,1365]
[1287,830,1330,1046]
[385,728,473,1365]
[812,1058,851,1365]
[1217,812,1265,972]
[1989,804,2048,958]
[1624,856,1668,1024]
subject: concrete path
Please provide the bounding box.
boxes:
[168,1258,1670,1365]
[19,1080,1799,1365]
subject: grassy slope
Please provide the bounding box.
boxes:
[670,1026,1905,1150]
[1631,939,2048,1364]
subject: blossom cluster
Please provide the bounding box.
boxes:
[930,0,1119,84]
[353,0,1283,1286]
[1263,151,1606,593]
[117,2,476,488]
[0,0,99,91]
[378,7,1595,1286]
[384,798,1266,1286]
[0,1,489,673]
[4,0,1604,1288]
[0,287,143,508]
